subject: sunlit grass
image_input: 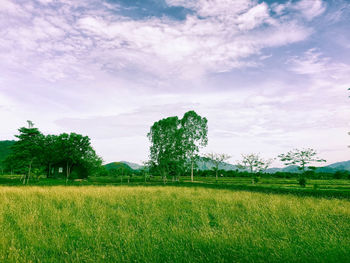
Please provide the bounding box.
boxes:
[0,186,350,262]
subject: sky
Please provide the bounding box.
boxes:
[0,0,349,166]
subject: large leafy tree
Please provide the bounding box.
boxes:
[4,122,103,181]
[148,110,208,182]
[5,121,44,184]
[56,133,99,183]
[42,134,59,178]
[0,140,15,174]
[148,116,183,182]
[181,111,208,182]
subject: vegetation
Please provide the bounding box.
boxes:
[2,121,102,183]
[236,153,273,184]
[0,113,349,262]
[0,140,15,174]
[204,152,231,181]
[148,110,208,182]
[0,186,349,262]
[279,148,326,187]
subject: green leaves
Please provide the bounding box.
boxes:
[278,148,326,172]
[4,122,102,180]
[148,111,208,177]
[236,153,272,174]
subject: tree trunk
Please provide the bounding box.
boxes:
[215,165,218,182]
[66,162,70,184]
[191,161,194,182]
[48,163,51,178]
[26,159,33,185]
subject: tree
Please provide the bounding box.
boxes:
[5,121,44,184]
[42,134,59,178]
[0,140,15,175]
[148,116,182,183]
[56,133,99,183]
[236,153,272,184]
[278,148,326,187]
[278,148,326,173]
[148,111,208,183]
[181,111,208,182]
[204,152,231,182]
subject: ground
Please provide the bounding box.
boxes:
[0,176,349,262]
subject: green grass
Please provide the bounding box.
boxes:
[0,186,350,262]
[1,175,350,199]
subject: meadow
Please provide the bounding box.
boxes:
[0,183,350,262]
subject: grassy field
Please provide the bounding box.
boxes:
[0,185,350,262]
[1,175,350,199]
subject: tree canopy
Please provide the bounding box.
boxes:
[3,121,102,183]
[278,148,326,172]
[148,110,208,181]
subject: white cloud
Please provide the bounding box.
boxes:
[294,0,326,21]
[0,0,315,82]
[0,0,348,165]
[288,48,350,80]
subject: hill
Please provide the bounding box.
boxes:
[120,161,143,170]
[109,159,350,174]
[266,165,301,174]
[196,157,238,171]
[104,162,134,171]
[0,140,15,163]
[324,160,350,171]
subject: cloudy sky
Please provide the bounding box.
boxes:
[0,0,349,166]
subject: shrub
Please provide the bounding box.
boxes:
[298,177,307,187]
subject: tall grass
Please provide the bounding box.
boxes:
[0,186,349,262]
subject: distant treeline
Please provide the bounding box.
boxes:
[187,169,350,180]
[0,122,102,183]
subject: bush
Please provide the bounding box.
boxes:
[298,177,306,187]
[252,176,259,184]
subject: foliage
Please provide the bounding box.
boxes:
[204,152,231,181]
[298,177,307,187]
[237,153,273,173]
[148,111,208,181]
[278,148,326,172]
[3,121,102,182]
[5,125,44,183]
[104,162,134,176]
[0,140,15,174]
[181,111,208,181]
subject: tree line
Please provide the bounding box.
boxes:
[2,121,102,184]
[0,111,336,187]
[147,111,327,186]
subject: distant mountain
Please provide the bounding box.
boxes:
[196,157,238,171]
[103,158,350,174]
[325,160,350,171]
[120,161,143,170]
[266,165,300,174]
[266,162,350,174]
[316,161,350,173]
